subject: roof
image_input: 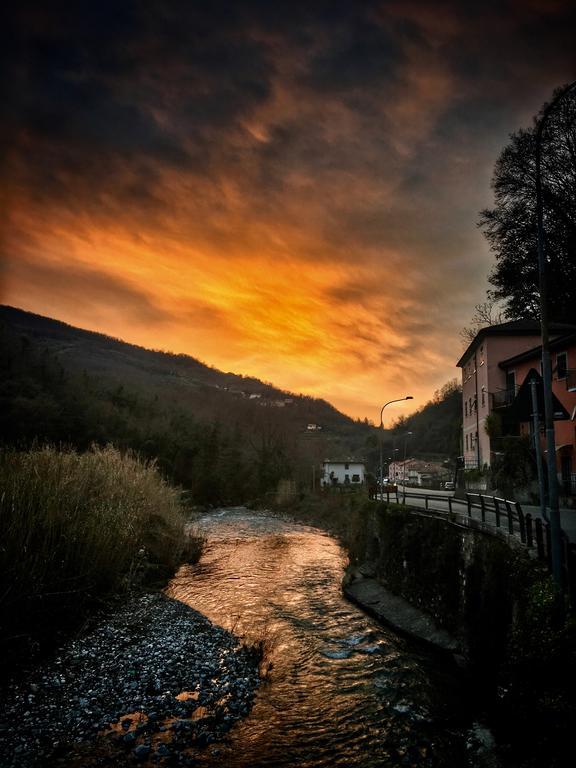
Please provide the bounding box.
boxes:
[323,459,365,465]
[456,319,576,368]
[498,331,576,369]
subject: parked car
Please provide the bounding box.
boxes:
[444,480,455,490]
[382,481,398,493]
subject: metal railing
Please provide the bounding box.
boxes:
[371,488,576,608]
[491,386,519,409]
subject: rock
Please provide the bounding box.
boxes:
[133,743,151,761]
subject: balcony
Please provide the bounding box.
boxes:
[566,369,576,392]
[491,386,519,409]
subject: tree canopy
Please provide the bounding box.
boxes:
[480,85,576,322]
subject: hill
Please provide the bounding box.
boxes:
[0,305,372,502]
[360,382,462,478]
[390,380,463,460]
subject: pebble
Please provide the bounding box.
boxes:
[0,593,260,766]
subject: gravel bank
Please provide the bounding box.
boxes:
[0,593,260,767]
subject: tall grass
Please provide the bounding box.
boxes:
[0,444,201,674]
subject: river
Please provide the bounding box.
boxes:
[167,508,495,768]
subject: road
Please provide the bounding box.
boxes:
[378,485,576,544]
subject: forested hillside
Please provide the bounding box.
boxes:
[391,380,462,459]
[362,381,463,474]
[0,306,372,503]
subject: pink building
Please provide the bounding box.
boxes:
[498,331,576,494]
[456,320,576,469]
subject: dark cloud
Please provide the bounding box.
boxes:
[3,0,575,416]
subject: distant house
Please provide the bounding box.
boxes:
[456,319,576,469]
[388,458,446,486]
[321,459,365,486]
[306,423,322,431]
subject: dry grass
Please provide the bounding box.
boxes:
[0,444,201,674]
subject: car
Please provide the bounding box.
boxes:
[444,480,455,490]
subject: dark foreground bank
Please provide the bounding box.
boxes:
[0,592,260,767]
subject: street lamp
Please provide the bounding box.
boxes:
[535,80,576,590]
[379,397,413,498]
[402,431,413,502]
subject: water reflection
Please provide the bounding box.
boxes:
[167,509,471,767]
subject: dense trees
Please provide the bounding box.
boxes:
[480,85,576,321]
[0,317,371,504]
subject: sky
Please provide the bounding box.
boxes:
[2,0,575,422]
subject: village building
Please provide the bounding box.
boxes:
[456,319,576,469]
[497,331,576,495]
[321,460,365,486]
[388,458,447,487]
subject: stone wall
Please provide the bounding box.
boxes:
[345,503,552,684]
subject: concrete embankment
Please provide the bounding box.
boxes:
[344,568,460,655]
[339,500,575,768]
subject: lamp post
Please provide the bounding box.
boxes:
[379,397,413,499]
[535,80,576,590]
[402,431,413,502]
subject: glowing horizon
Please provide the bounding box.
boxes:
[3,1,574,421]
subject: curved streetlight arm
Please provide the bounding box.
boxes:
[377,396,413,499]
[379,396,413,427]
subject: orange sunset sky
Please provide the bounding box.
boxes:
[3,1,575,421]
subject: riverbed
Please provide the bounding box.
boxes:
[167,507,495,767]
[0,507,497,767]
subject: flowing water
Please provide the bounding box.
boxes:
[167,508,490,768]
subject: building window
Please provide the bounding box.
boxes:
[344,462,349,470]
[465,401,468,417]
[557,352,568,380]
[466,434,469,451]
[469,397,472,413]
[506,370,516,392]
[481,386,486,407]
[351,474,360,483]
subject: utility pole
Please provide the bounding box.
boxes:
[535,80,576,590]
[530,379,547,523]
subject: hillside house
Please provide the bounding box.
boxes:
[321,460,365,486]
[456,320,576,469]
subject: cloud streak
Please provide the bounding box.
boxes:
[2,0,575,418]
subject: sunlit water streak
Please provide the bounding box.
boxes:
[166,508,479,767]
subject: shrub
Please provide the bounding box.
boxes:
[0,444,200,674]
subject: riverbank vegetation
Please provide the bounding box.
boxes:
[0,444,202,678]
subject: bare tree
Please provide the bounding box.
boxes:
[460,301,505,346]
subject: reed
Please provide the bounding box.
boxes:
[0,444,201,674]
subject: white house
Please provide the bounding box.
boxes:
[321,460,365,486]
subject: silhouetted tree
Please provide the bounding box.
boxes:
[479,85,576,321]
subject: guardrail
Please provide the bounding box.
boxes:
[371,488,576,608]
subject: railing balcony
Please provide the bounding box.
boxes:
[566,369,576,392]
[491,386,519,409]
